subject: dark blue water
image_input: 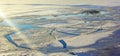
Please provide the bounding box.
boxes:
[59,39,67,48]
[6,32,31,49]
[5,32,18,47]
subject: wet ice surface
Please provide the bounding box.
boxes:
[0,5,120,56]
